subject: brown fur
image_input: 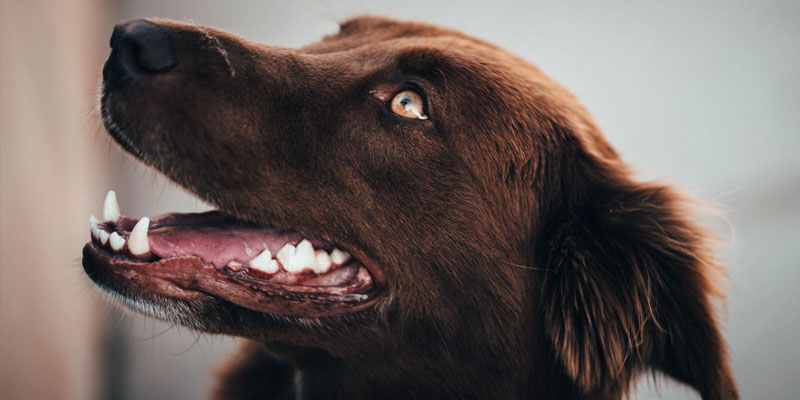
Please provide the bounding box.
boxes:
[98,16,738,399]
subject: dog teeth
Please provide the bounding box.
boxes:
[259,242,349,274]
[109,232,125,251]
[295,240,316,270]
[276,244,298,271]
[277,241,318,273]
[258,259,280,274]
[89,190,355,274]
[314,250,332,274]
[89,215,101,240]
[89,214,110,245]
[248,249,278,273]
[330,248,351,265]
[98,230,110,245]
[103,190,121,222]
[276,240,329,273]
[128,217,150,255]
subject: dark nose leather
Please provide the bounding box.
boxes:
[103,19,177,86]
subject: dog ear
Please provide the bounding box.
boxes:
[535,149,738,399]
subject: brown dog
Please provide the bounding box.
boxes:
[83,16,738,399]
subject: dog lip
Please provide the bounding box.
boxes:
[97,206,387,288]
[333,241,386,289]
[83,242,385,317]
[85,188,387,316]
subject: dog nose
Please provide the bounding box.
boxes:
[111,19,177,73]
[104,19,177,85]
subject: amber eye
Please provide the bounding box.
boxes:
[390,90,428,120]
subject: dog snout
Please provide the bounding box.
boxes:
[103,19,177,86]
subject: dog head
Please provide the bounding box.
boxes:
[85,16,736,398]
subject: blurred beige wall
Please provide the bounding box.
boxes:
[1,0,111,398]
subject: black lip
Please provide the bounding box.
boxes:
[83,242,386,317]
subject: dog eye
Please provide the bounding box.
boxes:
[390,90,428,120]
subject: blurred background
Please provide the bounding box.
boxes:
[1,0,798,399]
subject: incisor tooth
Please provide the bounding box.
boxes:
[227,261,243,271]
[128,217,150,255]
[249,249,278,273]
[314,250,332,274]
[103,190,121,222]
[109,232,125,251]
[98,230,110,245]
[330,248,351,265]
[89,215,100,239]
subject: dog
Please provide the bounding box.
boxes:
[83,16,738,399]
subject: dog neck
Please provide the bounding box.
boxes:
[256,340,533,399]
[249,326,584,400]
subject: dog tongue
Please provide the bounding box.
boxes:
[147,225,304,269]
[111,212,350,282]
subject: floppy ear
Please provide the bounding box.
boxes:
[536,152,738,399]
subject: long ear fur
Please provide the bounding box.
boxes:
[537,148,738,399]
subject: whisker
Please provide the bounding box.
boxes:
[498,259,554,271]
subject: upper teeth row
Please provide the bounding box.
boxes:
[90,190,150,255]
[89,190,352,275]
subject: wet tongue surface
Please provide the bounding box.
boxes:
[111,213,359,287]
[114,213,317,269]
[146,225,304,269]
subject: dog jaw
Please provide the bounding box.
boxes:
[84,190,385,317]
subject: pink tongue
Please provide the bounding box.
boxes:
[147,226,304,268]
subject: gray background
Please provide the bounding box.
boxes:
[2,0,796,399]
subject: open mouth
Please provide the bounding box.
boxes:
[83,191,385,317]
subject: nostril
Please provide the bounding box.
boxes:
[112,19,177,74]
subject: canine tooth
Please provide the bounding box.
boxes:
[103,190,121,222]
[330,248,351,265]
[128,217,150,255]
[249,249,278,273]
[314,250,332,274]
[98,230,110,245]
[109,232,125,251]
[295,240,316,271]
[276,244,299,272]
